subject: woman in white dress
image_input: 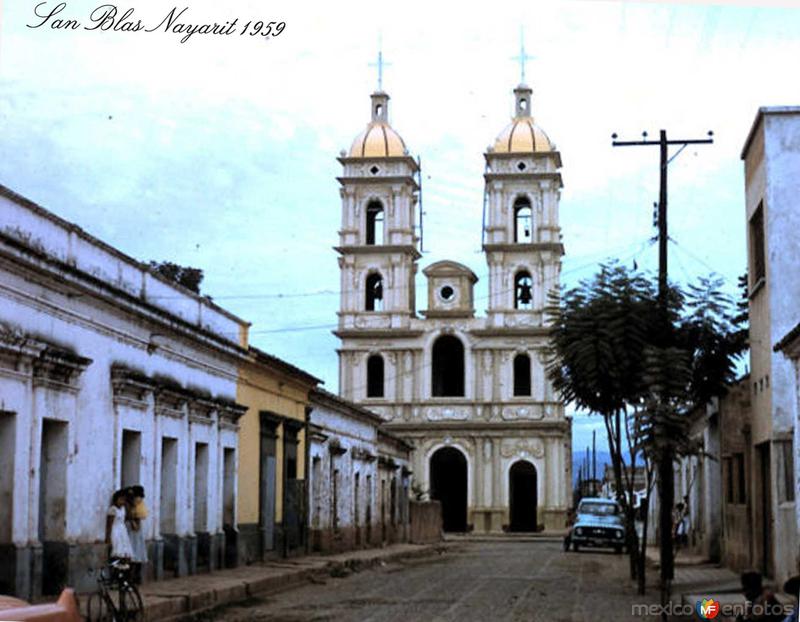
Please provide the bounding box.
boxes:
[106,489,134,560]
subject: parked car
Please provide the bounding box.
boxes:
[569,497,625,553]
[0,589,81,622]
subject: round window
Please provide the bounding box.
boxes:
[440,285,455,302]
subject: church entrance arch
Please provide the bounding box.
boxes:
[508,460,538,532]
[430,447,468,532]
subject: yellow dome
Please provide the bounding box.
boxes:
[349,123,407,158]
[347,91,409,159]
[493,117,553,153]
[490,84,554,154]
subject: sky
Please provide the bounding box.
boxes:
[3,0,800,456]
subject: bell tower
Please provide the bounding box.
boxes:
[335,89,420,334]
[483,82,564,328]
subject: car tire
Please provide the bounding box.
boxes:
[573,542,580,552]
[614,545,623,554]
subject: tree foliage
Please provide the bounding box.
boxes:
[546,263,747,593]
[148,261,204,294]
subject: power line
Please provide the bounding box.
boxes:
[143,238,653,303]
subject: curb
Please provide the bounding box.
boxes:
[142,543,448,621]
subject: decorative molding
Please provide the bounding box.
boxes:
[155,389,188,419]
[111,365,155,409]
[328,438,348,456]
[32,346,92,394]
[351,446,376,462]
[500,438,544,459]
[425,406,469,421]
[500,405,544,421]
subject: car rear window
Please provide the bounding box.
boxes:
[579,502,619,516]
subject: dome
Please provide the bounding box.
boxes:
[349,123,407,158]
[491,84,554,154]
[347,91,409,158]
[493,117,553,153]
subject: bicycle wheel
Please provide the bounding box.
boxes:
[87,589,116,622]
[119,583,145,621]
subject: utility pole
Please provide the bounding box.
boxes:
[592,430,597,496]
[611,128,713,614]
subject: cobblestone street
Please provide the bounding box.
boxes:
[202,540,671,622]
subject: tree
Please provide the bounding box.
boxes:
[547,265,746,597]
[148,261,204,294]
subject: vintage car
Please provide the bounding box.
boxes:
[569,497,625,553]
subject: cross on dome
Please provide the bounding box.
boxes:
[511,27,535,86]
[368,35,391,92]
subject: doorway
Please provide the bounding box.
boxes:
[509,461,538,532]
[259,414,278,556]
[430,447,468,532]
[756,442,772,577]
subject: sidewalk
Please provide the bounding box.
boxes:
[82,543,448,621]
[644,548,745,609]
[444,530,568,543]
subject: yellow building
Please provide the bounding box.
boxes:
[236,345,320,560]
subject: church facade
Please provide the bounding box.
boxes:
[334,83,571,532]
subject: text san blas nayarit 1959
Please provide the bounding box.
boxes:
[27,3,285,44]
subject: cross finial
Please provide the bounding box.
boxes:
[511,27,535,85]
[369,35,391,92]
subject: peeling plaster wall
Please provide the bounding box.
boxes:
[0,191,245,597]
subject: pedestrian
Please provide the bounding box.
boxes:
[781,575,800,622]
[736,570,783,622]
[672,502,689,549]
[126,485,149,584]
[106,489,134,561]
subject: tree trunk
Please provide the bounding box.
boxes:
[658,450,674,621]
[605,410,640,581]
[638,486,652,595]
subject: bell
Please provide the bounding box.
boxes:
[524,227,530,237]
[518,284,532,304]
[374,283,383,299]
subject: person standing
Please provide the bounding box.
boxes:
[106,489,134,560]
[126,485,149,584]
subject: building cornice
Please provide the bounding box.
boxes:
[336,175,419,190]
[482,242,565,255]
[0,234,249,361]
[383,420,570,434]
[483,172,563,188]
[334,244,421,259]
[334,329,426,339]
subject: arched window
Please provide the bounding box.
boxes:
[432,335,465,397]
[366,201,384,245]
[513,353,531,396]
[367,354,384,398]
[365,272,383,311]
[514,197,532,243]
[514,271,533,310]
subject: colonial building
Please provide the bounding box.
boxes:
[718,377,753,572]
[334,83,572,532]
[307,389,411,553]
[0,185,248,598]
[740,106,800,584]
[236,347,320,562]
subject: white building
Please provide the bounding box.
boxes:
[335,83,572,533]
[307,389,411,553]
[0,185,247,599]
[741,107,800,584]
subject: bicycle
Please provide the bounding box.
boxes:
[86,558,145,622]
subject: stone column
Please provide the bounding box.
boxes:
[492,438,501,507]
[473,435,484,509]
